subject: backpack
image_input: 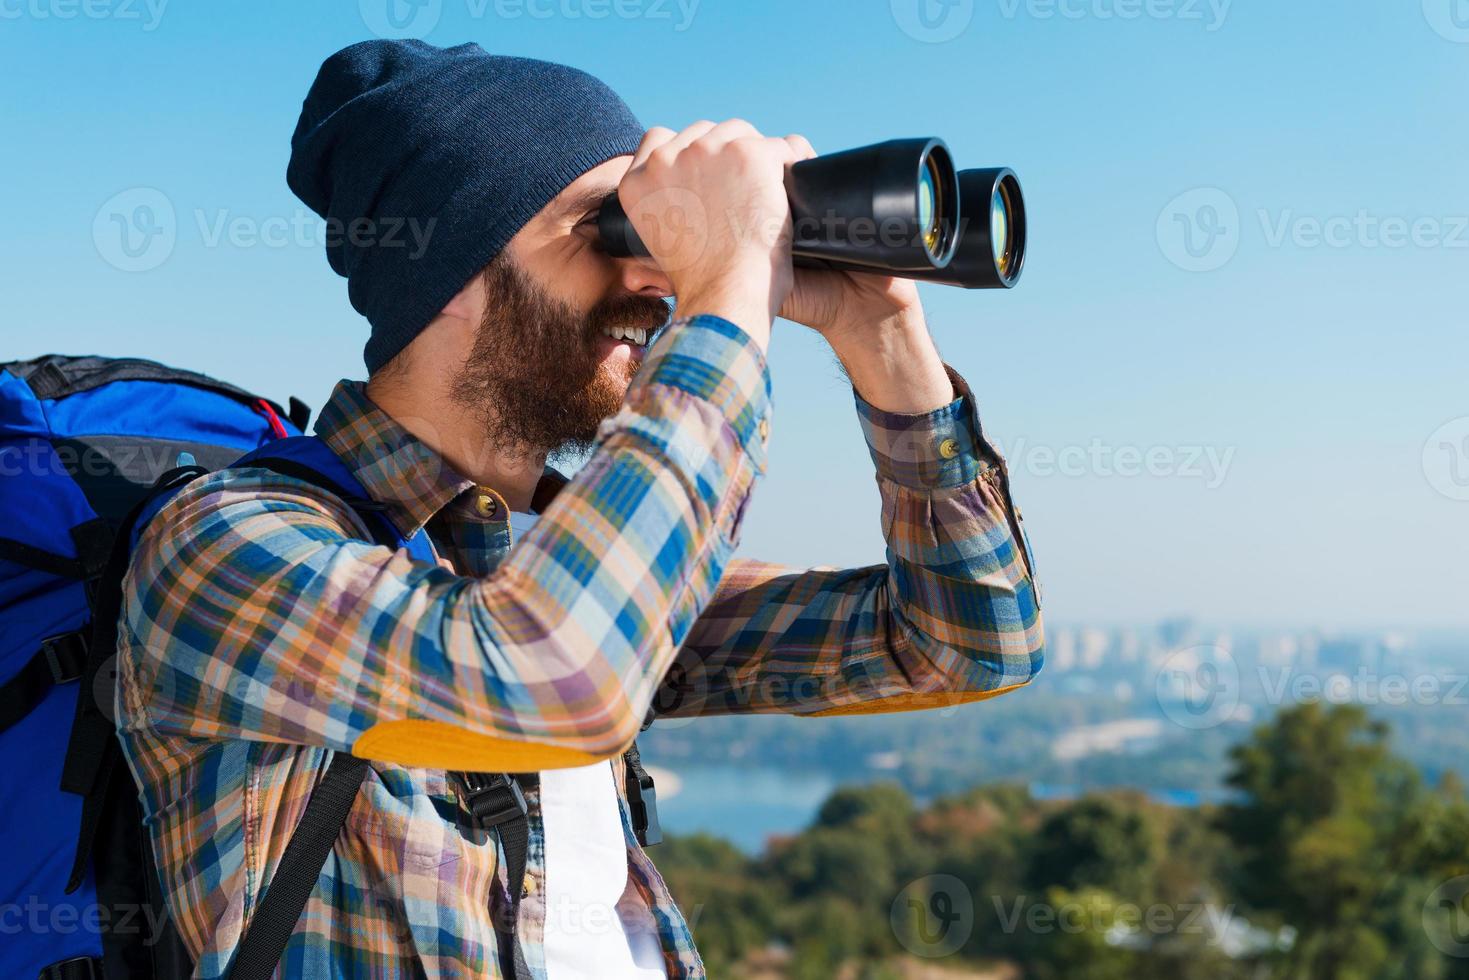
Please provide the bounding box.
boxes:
[1,354,661,980]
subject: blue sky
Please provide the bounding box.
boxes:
[2,0,1464,630]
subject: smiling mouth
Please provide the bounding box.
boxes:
[598,324,650,347]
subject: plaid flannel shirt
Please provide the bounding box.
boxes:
[115,314,1043,978]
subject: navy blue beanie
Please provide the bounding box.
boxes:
[288,39,645,373]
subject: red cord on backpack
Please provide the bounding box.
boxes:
[255,398,289,440]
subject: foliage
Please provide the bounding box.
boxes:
[649,703,1469,978]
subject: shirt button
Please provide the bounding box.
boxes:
[938,438,959,459]
[521,878,537,898]
[758,418,770,442]
[474,493,499,519]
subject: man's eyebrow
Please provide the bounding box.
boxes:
[560,186,616,220]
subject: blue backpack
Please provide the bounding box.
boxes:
[0,355,309,979]
[1,354,661,980]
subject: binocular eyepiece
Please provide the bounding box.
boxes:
[597,137,1025,290]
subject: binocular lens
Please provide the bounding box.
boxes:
[905,168,1025,289]
[991,183,1011,275]
[919,154,942,256]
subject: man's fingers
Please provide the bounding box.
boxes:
[661,119,719,156]
[692,118,764,151]
[784,134,817,162]
[631,126,678,168]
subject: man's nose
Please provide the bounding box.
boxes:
[616,255,673,299]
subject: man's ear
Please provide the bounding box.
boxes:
[439,269,486,325]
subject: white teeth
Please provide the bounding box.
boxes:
[600,325,648,346]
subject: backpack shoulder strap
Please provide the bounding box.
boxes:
[225,752,369,980]
[63,466,210,887]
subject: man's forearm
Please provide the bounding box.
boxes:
[829,309,955,414]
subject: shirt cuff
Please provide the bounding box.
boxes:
[854,365,984,489]
[629,314,774,472]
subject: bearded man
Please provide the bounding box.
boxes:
[115,38,1044,980]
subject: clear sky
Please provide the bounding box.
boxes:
[2,0,1464,630]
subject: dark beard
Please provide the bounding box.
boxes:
[449,257,672,459]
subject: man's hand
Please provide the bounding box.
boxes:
[770,138,954,414]
[617,119,806,349]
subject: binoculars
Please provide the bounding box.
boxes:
[597,137,1026,289]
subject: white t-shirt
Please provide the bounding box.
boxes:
[509,510,667,980]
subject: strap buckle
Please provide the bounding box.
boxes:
[41,630,89,685]
[39,955,102,980]
[452,771,527,829]
[627,767,662,847]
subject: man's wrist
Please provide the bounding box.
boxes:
[832,310,954,414]
[674,280,775,350]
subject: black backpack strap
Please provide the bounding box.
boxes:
[0,519,111,580]
[225,751,369,980]
[0,518,113,735]
[285,397,312,433]
[63,469,208,892]
[450,771,532,980]
[622,740,662,848]
[0,536,88,578]
[451,771,530,896]
[38,956,103,979]
[0,628,88,734]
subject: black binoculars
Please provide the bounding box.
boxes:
[597,137,1025,289]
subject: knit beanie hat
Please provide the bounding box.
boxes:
[287,39,645,373]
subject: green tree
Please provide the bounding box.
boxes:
[652,833,778,974]
[1216,701,1443,980]
[1025,886,1140,980]
[1026,794,1161,901]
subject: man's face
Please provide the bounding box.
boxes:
[448,156,673,458]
